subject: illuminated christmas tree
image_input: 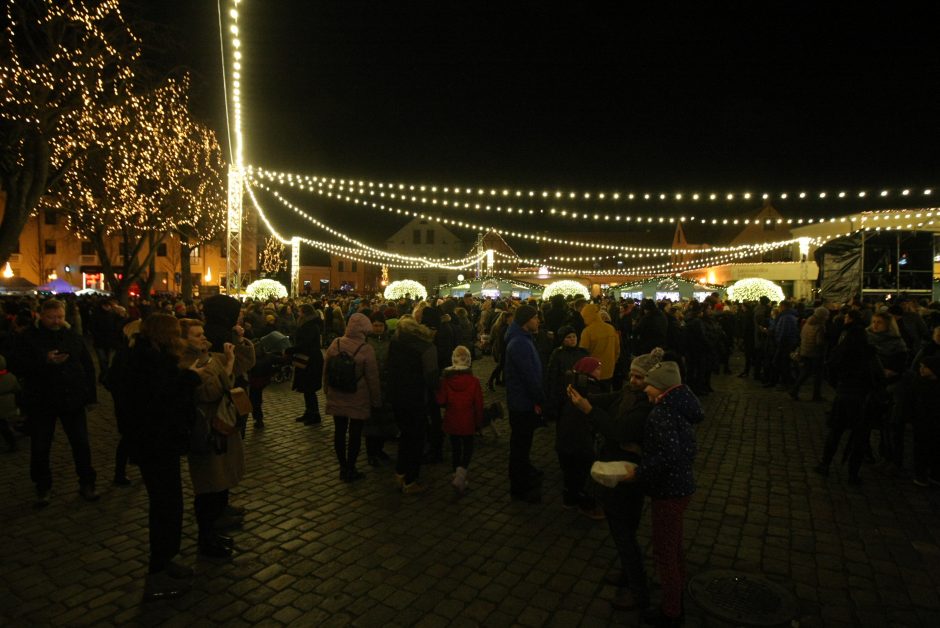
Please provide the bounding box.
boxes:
[0,0,139,265]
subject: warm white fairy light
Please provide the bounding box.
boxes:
[246,167,935,211]
[251,172,823,257]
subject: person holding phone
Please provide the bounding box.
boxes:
[12,299,98,506]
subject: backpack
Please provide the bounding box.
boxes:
[327,340,364,392]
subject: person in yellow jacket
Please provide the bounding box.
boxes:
[579,303,621,391]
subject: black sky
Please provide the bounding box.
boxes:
[138,2,940,252]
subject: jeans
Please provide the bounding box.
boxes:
[139,456,183,573]
[29,408,96,491]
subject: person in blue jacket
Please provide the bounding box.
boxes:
[503,304,545,503]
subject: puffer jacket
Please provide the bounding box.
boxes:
[324,313,381,420]
[636,384,703,498]
[436,367,483,436]
[579,304,620,380]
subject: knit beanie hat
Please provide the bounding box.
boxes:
[514,304,538,327]
[573,356,601,375]
[451,345,472,369]
[644,361,682,391]
[557,324,577,341]
[814,306,830,320]
[630,347,665,376]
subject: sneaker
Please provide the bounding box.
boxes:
[79,484,100,502]
[303,416,322,426]
[253,420,265,430]
[401,481,427,494]
[294,415,308,423]
[913,476,930,488]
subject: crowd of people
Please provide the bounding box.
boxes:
[1,288,938,624]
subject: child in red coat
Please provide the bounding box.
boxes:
[436,345,484,495]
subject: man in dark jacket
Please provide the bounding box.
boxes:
[634,299,668,355]
[503,305,545,502]
[421,306,453,463]
[13,299,98,506]
[772,301,800,387]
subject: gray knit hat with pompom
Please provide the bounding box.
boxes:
[630,347,665,376]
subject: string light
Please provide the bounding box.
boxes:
[251,167,935,234]
[246,167,936,211]
[245,183,488,270]
[251,173,824,257]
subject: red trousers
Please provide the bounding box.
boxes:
[651,494,692,618]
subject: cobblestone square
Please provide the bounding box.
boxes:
[2,356,939,627]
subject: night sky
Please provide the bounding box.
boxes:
[138,2,939,255]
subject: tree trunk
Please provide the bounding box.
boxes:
[140,234,157,296]
[0,133,52,266]
[180,237,193,300]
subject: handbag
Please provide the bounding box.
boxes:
[229,386,253,416]
[211,388,250,436]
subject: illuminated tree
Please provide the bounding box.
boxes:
[0,0,139,265]
[172,120,226,300]
[52,76,200,302]
[260,235,288,275]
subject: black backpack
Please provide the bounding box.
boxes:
[327,340,364,392]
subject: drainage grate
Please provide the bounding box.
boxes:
[687,570,798,627]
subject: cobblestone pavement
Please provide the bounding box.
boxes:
[2,353,939,627]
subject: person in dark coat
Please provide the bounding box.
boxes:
[542,325,589,421]
[387,316,438,493]
[634,299,668,355]
[289,304,325,425]
[815,324,884,483]
[555,356,603,518]
[110,313,201,601]
[12,299,98,506]
[422,306,454,463]
[566,347,663,611]
[543,294,570,346]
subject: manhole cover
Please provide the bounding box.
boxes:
[687,570,798,627]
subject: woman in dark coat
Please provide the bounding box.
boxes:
[111,313,201,601]
[289,304,325,425]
